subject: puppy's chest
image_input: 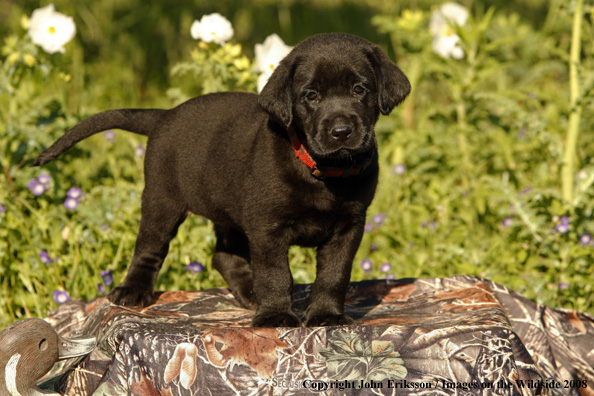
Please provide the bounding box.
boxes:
[282,213,339,247]
[281,198,364,247]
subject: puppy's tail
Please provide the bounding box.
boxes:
[31,108,165,167]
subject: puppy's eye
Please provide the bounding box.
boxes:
[353,85,366,96]
[305,91,319,102]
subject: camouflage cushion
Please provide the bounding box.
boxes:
[46,276,594,395]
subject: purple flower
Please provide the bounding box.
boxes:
[555,216,570,234]
[27,178,46,196]
[558,282,569,290]
[64,197,80,210]
[556,224,569,234]
[97,283,106,294]
[360,259,372,272]
[364,222,374,233]
[372,213,385,225]
[64,187,82,210]
[27,173,52,196]
[369,243,378,251]
[393,163,406,175]
[580,234,592,246]
[39,251,54,265]
[422,220,438,230]
[67,187,82,199]
[186,261,204,273]
[380,262,392,273]
[101,269,114,286]
[502,217,513,228]
[134,144,146,157]
[37,173,52,185]
[0,204,5,213]
[104,130,115,143]
[53,290,71,304]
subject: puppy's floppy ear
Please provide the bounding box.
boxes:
[258,57,295,128]
[369,45,411,115]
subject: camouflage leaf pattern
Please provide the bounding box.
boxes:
[39,276,594,396]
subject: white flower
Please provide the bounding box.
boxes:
[432,32,465,59]
[190,13,234,45]
[429,2,469,34]
[429,2,469,59]
[28,4,76,54]
[254,34,292,93]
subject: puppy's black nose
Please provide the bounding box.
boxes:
[331,125,352,142]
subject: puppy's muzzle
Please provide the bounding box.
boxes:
[331,125,353,142]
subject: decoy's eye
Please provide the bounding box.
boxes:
[39,338,48,351]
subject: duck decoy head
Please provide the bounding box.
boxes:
[0,318,96,396]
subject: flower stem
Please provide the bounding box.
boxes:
[456,101,471,193]
[561,0,583,204]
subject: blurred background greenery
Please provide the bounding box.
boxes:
[1,0,593,327]
[0,0,555,106]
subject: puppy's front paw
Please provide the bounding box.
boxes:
[304,313,354,327]
[251,311,301,327]
[107,286,155,307]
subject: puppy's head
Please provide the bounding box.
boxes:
[259,33,410,159]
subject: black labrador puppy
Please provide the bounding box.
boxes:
[32,33,410,327]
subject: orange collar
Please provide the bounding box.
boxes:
[287,127,375,179]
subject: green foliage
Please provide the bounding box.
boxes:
[1,0,593,327]
[168,42,256,104]
[364,0,594,314]
[320,331,407,381]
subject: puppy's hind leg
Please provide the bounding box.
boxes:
[212,225,256,310]
[108,193,186,307]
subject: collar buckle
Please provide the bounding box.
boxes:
[311,166,327,180]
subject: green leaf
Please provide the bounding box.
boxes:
[330,359,367,381]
